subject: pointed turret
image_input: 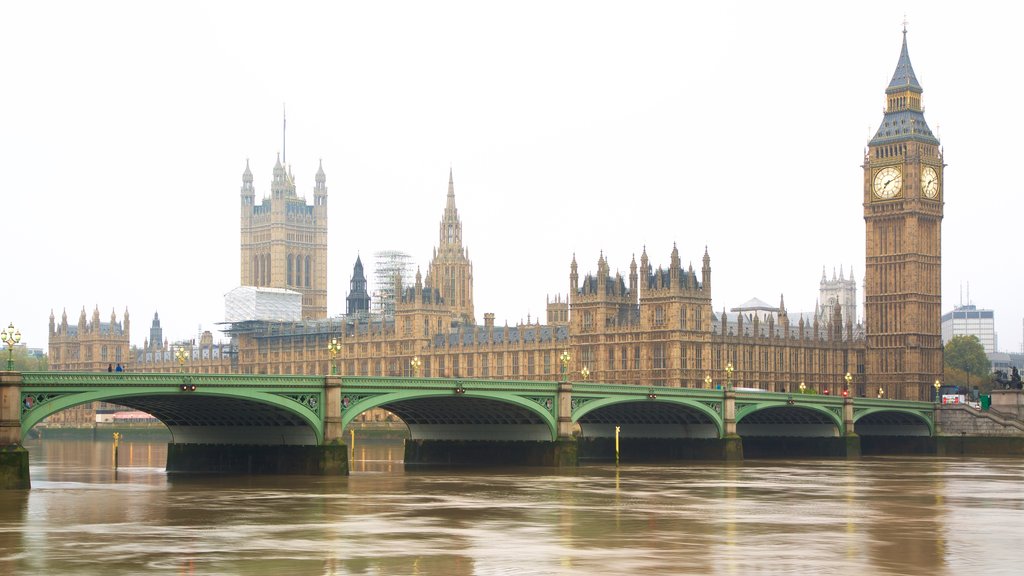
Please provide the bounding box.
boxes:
[886,27,922,94]
[570,254,579,293]
[869,26,938,146]
[628,254,638,298]
[242,159,254,187]
[149,312,163,351]
[701,246,711,294]
[346,255,371,316]
[428,167,474,323]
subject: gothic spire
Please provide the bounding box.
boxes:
[886,26,922,95]
[870,26,938,146]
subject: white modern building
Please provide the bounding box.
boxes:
[941,304,997,354]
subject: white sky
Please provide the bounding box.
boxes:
[3,1,1022,354]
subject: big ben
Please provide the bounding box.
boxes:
[864,27,943,400]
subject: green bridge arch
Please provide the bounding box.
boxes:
[571,396,725,438]
[735,400,846,435]
[339,379,560,441]
[19,373,325,444]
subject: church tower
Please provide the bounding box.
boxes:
[863,27,944,400]
[346,256,371,316]
[239,147,329,320]
[426,169,475,325]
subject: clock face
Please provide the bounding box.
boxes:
[921,166,939,199]
[872,166,902,199]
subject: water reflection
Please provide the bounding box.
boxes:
[2,440,1023,575]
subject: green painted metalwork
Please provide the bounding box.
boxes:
[850,397,936,435]
[19,372,324,442]
[15,372,938,443]
[571,382,727,436]
[337,376,560,439]
[733,391,847,434]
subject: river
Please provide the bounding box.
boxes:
[1,438,1022,575]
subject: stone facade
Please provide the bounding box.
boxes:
[239,156,328,320]
[46,306,131,425]
[862,30,945,401]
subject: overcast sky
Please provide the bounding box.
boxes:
[3,1,1022,355]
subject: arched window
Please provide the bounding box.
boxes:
[305,256,312,287]
[287,255,294,286]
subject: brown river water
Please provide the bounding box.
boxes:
[1,439,1022,575]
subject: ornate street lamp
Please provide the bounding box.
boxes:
[704,374,712,389]
[559,350,571,381]
[581,366,590,381]
[1,322,21,371]
[844,372,853,397]
[799,381,806,394]
[725,362,734,391]
[411,355,422,377]
[934,379,942,403]
[174,345,189,373]
[327,338,341,375]
[877,387,885,399]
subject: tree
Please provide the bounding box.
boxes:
[943,335,989,388]
[1,346,48,371]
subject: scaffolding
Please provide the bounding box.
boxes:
[373,250,413,320]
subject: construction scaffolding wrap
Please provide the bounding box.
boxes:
[224,286,303,322]
[372,250,412,320]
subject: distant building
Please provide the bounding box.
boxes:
[941,305,997,354]
[239,154,328,320]
[46,306,131,426]
[818,266,857,327]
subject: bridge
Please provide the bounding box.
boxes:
[1,370,957,488]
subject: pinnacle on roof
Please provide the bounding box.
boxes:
[243,159,253,182]
[886,27,923,95]
[315,159,326,184]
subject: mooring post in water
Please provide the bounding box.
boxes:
[350,429,355,458]
[615,425,620,465]
[112,432,121,469]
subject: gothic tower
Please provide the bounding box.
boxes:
[426,169,475,325]
[239,151,329,320]
[346,256,371,316]
[863,27,944,400]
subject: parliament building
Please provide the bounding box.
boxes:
[52,29,944,402]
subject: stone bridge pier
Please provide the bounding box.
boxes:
[0,372,30,489]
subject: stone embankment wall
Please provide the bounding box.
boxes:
[935,405,1024,437]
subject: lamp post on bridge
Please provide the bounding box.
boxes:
[580,366,590,381]
[327,338,341,375]
[725,362,734,391]
[934,379,942,404]
[799,381,806,395]
[704,374,712,390]
[559,350,571,382]
[844,372,853,398]
[877,387,884,399]
[411,355,422,377]
[174,346,189,373]
[2,323,21,371]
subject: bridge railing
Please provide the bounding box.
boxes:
[20,371,325,389]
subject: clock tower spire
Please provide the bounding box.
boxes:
[863,26,944,400]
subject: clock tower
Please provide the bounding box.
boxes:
[863,27,944,400]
